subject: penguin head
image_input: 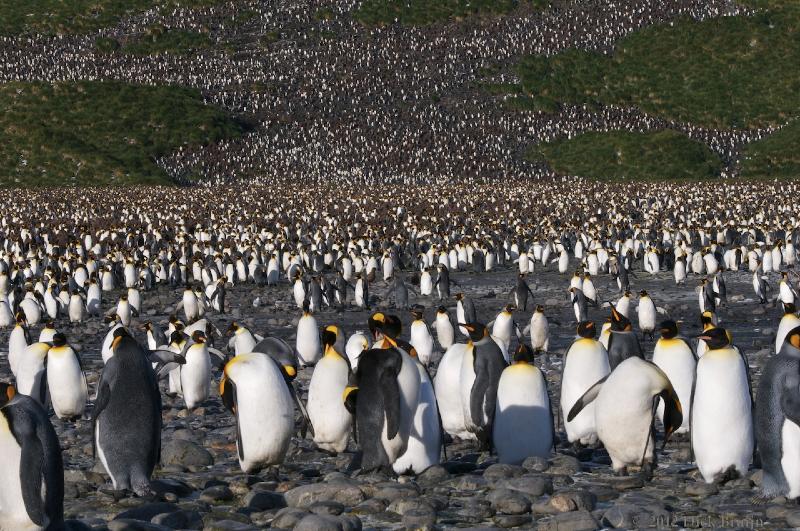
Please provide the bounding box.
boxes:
[535,304,544,313]
[44,320,55,330]
[436,306,447,315]
[170,330,187,346]
[191,330,207,344]
[697,327,730,350]
[455,292,463,301]
[461,322,488,342]
[321,325,339,349]
[609,306,631,331]
[513,344,534,364]
[410,305,424,321]
[786,326,800,350]
[576,321,596,339]
[659,320,679,340]
[111,327,131,349]
[639,290,649,298]
[302,299,310,315]
[52,333,67,348]
[0,382,15,407]
[700,311,715,329]
[784,302,797,315]
[368,312,386,337]
[503,304,515,314]
[15,310,26,325]
[382,315,402,339]
[226,321,240,334]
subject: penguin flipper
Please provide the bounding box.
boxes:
[11,415,47,526]
[380,362,402,440]
[207,347,228,369]
[566,375,609,422]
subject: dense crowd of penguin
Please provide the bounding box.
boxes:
[1,180,800,529]
[0,0,775,185]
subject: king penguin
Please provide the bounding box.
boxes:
[308,326,353,454]
[651,321,695,434]
[344,313,420,473]
[46,333,88,420]
[755,326,800,499]
[433,306,455,350]
[0,383,64,531]
[493,344,554,464]
[568,356,682,476]
[93,328,162,496]
[296,300,321,367]
[409,306,435,367]
[220,352,295,472]
[606,306,644,371]
[459,322,507,449]
[561,321,610,446]
[692,328,754,483]
[434,342,475,441]
[776,303,800,354]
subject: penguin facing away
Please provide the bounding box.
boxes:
[308,326,353,454]
[691,327,754,483]
[568,356,682,476]
[93,329,162,496]
[494,344,554,465]
[651,320,695,435]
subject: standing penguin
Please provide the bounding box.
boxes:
[344,313,420,473]
[46,333,88,420]
[692,328,754,483]
[16,342,50,406]
[526,305,550,355]
[220,352,295,472]
[561,321,610,446]
[637,290,657,341]
[776,303,800,354]
[434,342,475,441]
[409,306,434,367]
[393,336,442,476]
[435,265,452,300]
[93,329,161,496]
[606,306,644,371]
[296,301,321,367]
[514,273,535,311]
[651,321,695,434]
[459,323,507,449]
[308,326,353,454]
[493,345,554,464]
[180,330,212,411]
[755,326,800,499]
[568,356,682,475]
[455,293,476,337]
[568,287,590,323]
[0,384,64,531]
[490,304,520,363]
[433,306,455,350]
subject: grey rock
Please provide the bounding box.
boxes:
[548,455,581,475]
[417,465,450,486]
[152,509,203,529]
[387,498,434,516]
[522,456,550,472]
[686,482,719,497]
[483,463,525,481]
[538,510,599,531]
[309,500,345,515]
[495,475,553,497]
[403,507,437,528]
[271,507,310,529]
[114,503,179,522]
[202,520,259,531]
[350,498,388,515]
[161,439,214,468]
[284,482,365,508]
[200,485,233,503]
[494,514,534,528]
[107,520,172,531]
[487,488,531,515]
[243,490,286,510]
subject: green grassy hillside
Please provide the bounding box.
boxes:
[0,82,244,186]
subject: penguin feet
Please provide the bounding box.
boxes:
[132,480,156,498]
[614,467,629,477]
[639,461,655,481]
[712,465,740,485]
[98,486,129,501]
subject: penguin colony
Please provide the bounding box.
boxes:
[1,188,800,529]
[0,0,772,185]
